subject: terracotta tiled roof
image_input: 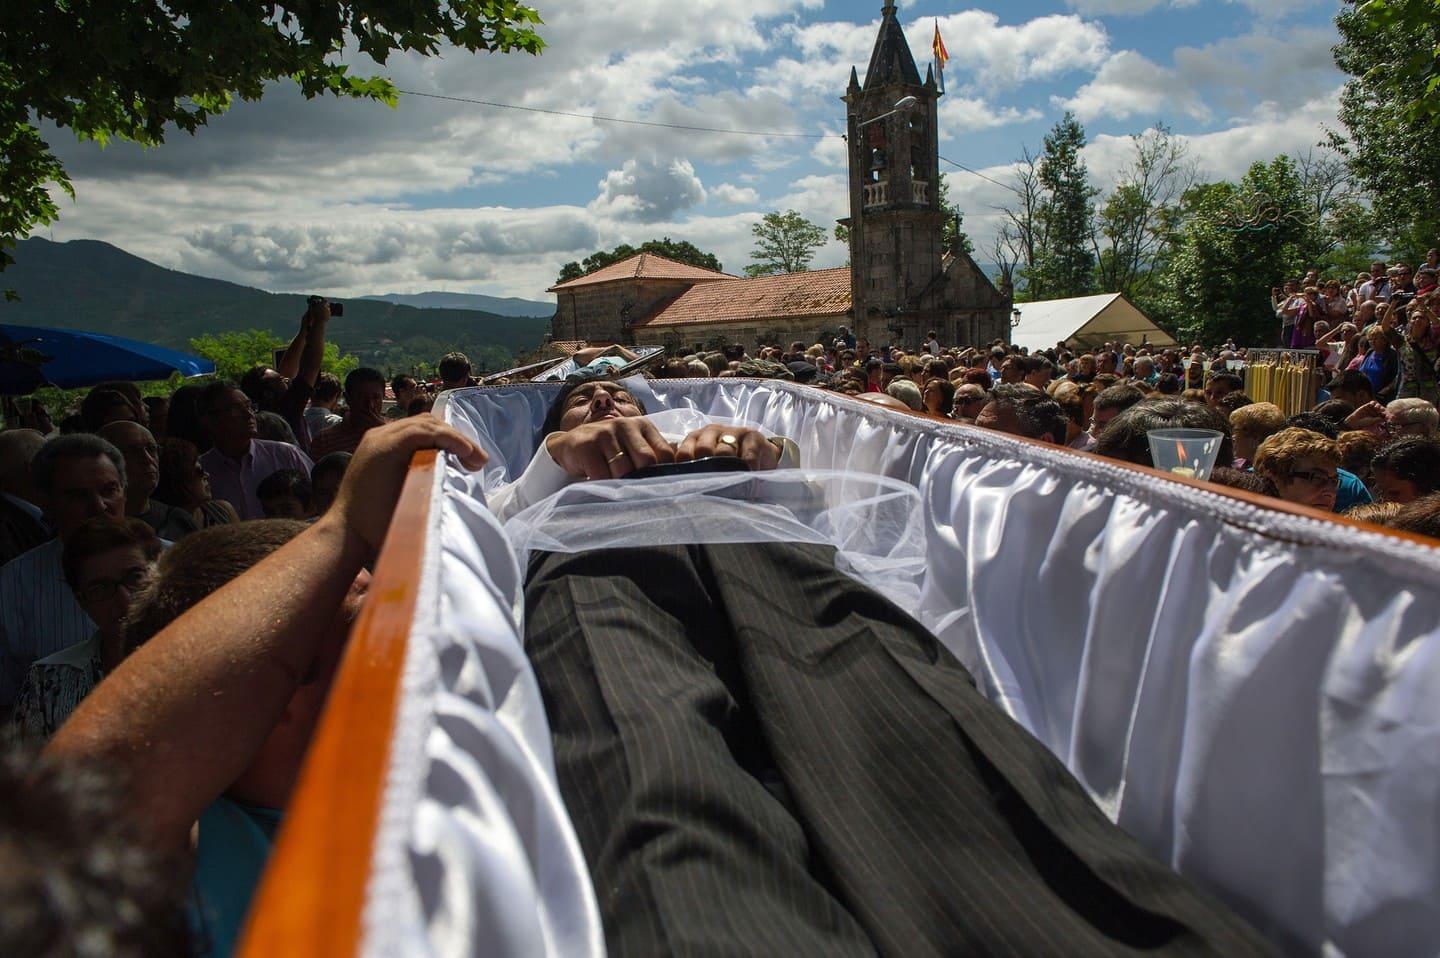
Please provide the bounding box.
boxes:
[548,340,588,355]
[634,267,852,328]
[548,252,737,291]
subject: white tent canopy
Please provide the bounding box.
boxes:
[1011,293,1177,352]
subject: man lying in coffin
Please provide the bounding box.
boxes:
[27,396,1272,956]
[490,375,1275,956]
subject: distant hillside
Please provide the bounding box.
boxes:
[360,291,554,318]
[1,238,551,372]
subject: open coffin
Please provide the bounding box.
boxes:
[241,378,1440,958]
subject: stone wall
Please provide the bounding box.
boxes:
[551,279,694,344]
[632,314,852,353]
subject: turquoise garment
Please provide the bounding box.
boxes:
[584,355,628,374]
[1335,468,1373,513]
[189,797,282,958]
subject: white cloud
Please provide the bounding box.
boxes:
[943,88,1343,263]
[752,10,1109,104]
[1055,50,1204,121]
[938,97,1043,137]
[1066,0,1321,15]
[589,157,707,222]
[1056,25,1340,123]
[711,182,761,204]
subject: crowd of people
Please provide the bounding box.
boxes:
[0,273,1436,953]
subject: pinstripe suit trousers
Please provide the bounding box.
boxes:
[524,542,1273,958]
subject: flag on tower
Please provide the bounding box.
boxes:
[933,21,949,94]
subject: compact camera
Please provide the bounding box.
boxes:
[307,295,344,317]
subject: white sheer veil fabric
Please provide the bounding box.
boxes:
[363,376,1440,958]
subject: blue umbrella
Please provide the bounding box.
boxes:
[0,323,215,394]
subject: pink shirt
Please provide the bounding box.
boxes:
[200,439,314,520]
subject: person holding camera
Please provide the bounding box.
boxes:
[238,297,337,453]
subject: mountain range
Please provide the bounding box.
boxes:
[360,291,553,317]
[0,238,552,371]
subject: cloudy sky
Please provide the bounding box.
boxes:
[41,0,1344,303]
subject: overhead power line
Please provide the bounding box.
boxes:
[398,89,1022,195]
[937,154,1019,195]
[396,89,838,139]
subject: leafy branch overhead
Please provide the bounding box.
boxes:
[0,0,546,270]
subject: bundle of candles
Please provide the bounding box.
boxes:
[1243,349,1318,417]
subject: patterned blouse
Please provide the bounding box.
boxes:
[9,635,103,744]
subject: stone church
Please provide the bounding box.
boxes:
[548,2,1011,351]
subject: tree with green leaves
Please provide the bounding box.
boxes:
[1154,158,1314,345]
[1091,124,1194,300]
[555,237,723,284]
[0,0,545,273]
[936,173,976,256]
[1336,0,1440,122]
[1031,112,1097,299]
[745,210,827,277]
[190,330,358,383]
[1330,1,1440,261]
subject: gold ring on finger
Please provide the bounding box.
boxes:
[607,450,628,464]
[719,433,738,448]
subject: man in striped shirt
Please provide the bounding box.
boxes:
[308,367,388,459]
[0,434,128,709]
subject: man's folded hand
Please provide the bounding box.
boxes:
[546,418,676,480]
[675,425,780,471]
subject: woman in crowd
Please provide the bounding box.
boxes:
[1358,323,1401,402]
[155,438,240,529]
[1347,272,1370,313]
[1253,427,1342,512]
[1290,286,1322,349]
[921,377,955,417]
[1322,279,1349,323]
[10,518,156,742]
[1399,299,1440,403]
[1228,402,1285,472]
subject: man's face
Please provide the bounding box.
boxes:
[1091,405,1122,436]
[258,369,289,406]
[1096,353,1117,374]
[261,494,309,520]
[1275,455,1337,512]
[1333,386,1368,409]
[102,422,160,501]
[557,383,645,432]
[1023,366,1051,389]
[975,400,1021,436]
[313,470,343,516]
[999,358,1024,384]
[1371,264,1386,280]
[1385,408,1434,438]
[1204,380,1233,408]
[1373,468,1421,505]
[348,380,386,421]
[953,387,986,419]
[45,455,126,535]
[1079,356,1095,375]
[206,388,258,447]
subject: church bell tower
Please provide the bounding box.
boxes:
[843,2,947,346]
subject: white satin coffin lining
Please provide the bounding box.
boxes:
[366,377,1440,958]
